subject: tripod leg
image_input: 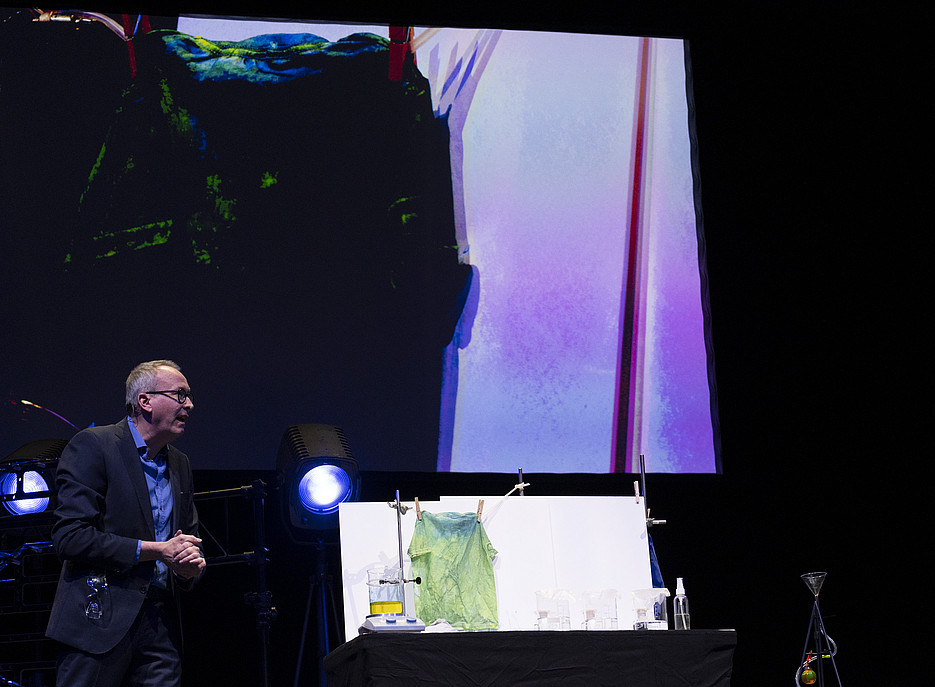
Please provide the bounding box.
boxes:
[813,601,844,687]
[812,600,825,686]
[316,570,330,687]
[326,575,345,646]
[293,576,316,687]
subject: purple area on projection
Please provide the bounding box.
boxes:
[439,32,714,473]
[446,32,641,472]
[636,38,715,474]
[478,233,622,441]
[646,296,713,472]
[644,207,713,472]
[452,232,622,472]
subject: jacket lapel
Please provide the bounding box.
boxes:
[117,418,156,539]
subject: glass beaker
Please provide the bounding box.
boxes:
[630,588,669,630]
[367,566,403,615]
[534,589,572,630]
[580,589,619,630]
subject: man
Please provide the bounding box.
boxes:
[46,360,206,686]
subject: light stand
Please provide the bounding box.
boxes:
[276,424,360,687]
[795,572,843,686]
[293,539,343,687]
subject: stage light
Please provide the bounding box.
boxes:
[1,469,51,515]
[0,438,67,523]
[297,464,354,515]
[277,424,359,537]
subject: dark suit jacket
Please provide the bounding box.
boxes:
[45,418,200,654]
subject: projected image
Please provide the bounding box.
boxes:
[0,11,718,473]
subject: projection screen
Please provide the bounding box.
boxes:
[0,12,719,473]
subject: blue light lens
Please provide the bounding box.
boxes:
[1,470,51,515]
[297,464,352,515]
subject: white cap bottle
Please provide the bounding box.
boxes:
[674,577,690,630]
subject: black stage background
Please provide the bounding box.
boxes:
[3,2,918,685]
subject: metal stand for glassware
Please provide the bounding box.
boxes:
[357,490,425,633]
[389,490,423,613]
[795,572,843,686]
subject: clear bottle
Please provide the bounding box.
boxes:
[673,577,690,630]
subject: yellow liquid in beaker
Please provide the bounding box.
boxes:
[370,600,403,615]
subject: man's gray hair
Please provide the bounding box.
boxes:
[125,359,181,415]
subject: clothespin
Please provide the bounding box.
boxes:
[633,480,641,504]
[476,499,484,522]
[414,497,422,521]
[388,26,413,81]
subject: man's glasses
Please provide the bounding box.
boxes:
[145,388,193,404]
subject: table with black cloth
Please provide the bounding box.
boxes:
[324,629,736,686]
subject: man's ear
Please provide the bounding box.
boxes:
[137,393,152,414]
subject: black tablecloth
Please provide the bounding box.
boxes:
[324,630,736,686]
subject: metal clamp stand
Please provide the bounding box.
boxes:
[356,491,425,635]
[634,455,667,591]
[388,490,422,607]
[636,455,666,529]
[795,572,843,686]
[195,480,274,687]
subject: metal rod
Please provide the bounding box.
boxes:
[639,454,648,521]
[194,484,256,500]
[395,489,407,616]
[250,480,271,687]
[205,552,255,566]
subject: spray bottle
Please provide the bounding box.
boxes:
[674,577,690,630]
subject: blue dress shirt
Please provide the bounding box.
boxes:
[128,417,174,589]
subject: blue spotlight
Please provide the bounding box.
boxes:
[1,469,51,515]
[278,424,359,538]
[1,439,66,524]
[297,464,354,515]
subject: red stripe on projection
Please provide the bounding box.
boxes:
[388,26,412,81]
[612,37,651,473]
[121,14,137,78]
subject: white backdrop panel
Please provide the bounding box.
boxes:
[338,495,652,640]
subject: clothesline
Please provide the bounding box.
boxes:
[411,480,531,525]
